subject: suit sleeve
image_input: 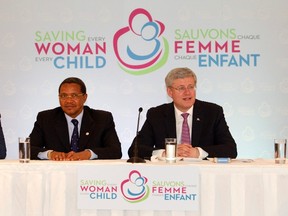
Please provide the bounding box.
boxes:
[29,113,47,159]
[200,106,237,158]
[89,112,122,159]
[0,116,7,159]
[128,108,165,159]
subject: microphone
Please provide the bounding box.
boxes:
[127,107,146,163]
[136,107,143,135]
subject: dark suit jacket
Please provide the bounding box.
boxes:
[128,100,237,159]
[0,114,7,159]
[30,106,122,160]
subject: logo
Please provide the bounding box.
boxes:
[120,170,150,203]
[113,8,169,75]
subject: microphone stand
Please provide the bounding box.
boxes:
[127,107,146,163]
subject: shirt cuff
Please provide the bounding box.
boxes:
[87,149,98,159]
[196,147,208,159]
[152,149,165,158]
[37,150,52,160]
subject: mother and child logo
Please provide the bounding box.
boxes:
[120,170,150,203]
[113,8,169,75]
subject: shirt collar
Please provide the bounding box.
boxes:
[65,109,84,123]
[174,105,193,117]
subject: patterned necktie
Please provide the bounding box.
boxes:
[71,119,79,152]
[181,113,191,144]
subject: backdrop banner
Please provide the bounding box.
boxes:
[0,0,287,159]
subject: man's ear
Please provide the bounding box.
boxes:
[166,87,173,98]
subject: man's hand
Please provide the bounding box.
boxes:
[65,150,91,160]
[49,150,91,161]
[177,143,199,158]
[49,151,66,161]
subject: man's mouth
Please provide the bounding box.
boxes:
[183,97,192,101]
[65,105,75,109]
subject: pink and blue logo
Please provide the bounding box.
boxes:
[120,170,150,203]
[113,8,169,75]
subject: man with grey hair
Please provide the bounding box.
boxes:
[128,67,237,160]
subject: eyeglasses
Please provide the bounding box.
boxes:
[58,93,85,100]
[170,85,196,93]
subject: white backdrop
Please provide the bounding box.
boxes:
[0,0,287,159]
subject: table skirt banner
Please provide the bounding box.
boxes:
[77,164,200,211]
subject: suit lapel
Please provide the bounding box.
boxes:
[164,103,177,138]
[55,112,71,151]
[192,100,203,147]
[79,108,94,149]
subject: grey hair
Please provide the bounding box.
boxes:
[165,67,197,87]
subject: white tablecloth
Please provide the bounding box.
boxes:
[0,159,287,216]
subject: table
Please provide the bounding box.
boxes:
[0,159,287,216]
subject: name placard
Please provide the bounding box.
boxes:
[77,164,199,211]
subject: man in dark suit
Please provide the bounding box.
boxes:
[128,67,237,159]
[0,114,7,159]
[30,77,122,160]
